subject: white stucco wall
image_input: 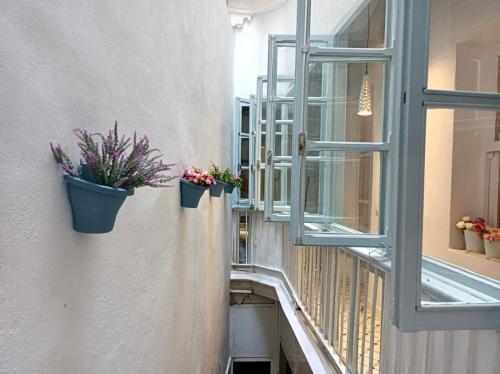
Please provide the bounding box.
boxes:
[233,0,297,99]
[0,1,233,373]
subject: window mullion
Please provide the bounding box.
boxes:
[290,0,311,244]
[423,89,500,110]
[264,35,278,221]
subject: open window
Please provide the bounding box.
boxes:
[233,97,255,209]
[291,0,396,247]
[263,35,295,221]
[255,76,268,210]
[394,0,500,331]
[263,35,334,222]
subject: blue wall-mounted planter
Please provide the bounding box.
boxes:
[63,174,134,234]
[209,180,227,197]
[180,179,208,208]
[224,184,235,194]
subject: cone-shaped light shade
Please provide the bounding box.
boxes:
[358,73,373,116]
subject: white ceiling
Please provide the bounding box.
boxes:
[227,0,287,27]
[227,0,286,13]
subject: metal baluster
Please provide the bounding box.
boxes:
[338,251,346,359]
[368,269,379,374]
[306,248,312,316]
[312,247,319,324]
[377,273,385,374]
[348,258,361,374]
[316,247,322,325]
[325,248,334,345]
[359,262,370,374]
[319,248,327,335]
[327,248,338,347]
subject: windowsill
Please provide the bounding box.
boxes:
[448,248,500,265]
[438,248,500,282]
[421,256,500,304]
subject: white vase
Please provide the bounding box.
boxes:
[464,230,485,253]
[484,240,500,259]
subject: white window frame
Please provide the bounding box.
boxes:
[264,34,295,221]
[264,34,335,223]
[254,76,268,210]
[291,0,399,248]
[394,0,500,331]
[233,96,255,209]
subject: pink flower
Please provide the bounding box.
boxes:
[472,223,484,233]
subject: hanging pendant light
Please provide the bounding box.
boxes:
[358,5,373,117]
[358,70,373,116]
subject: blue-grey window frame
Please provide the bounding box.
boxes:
[290,0,399,248]
[394,0,500,331]
[232,96,255,209]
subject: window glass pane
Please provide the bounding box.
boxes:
[259,168,265,203]
[303,150,382,234]
[238,213,250,264]
[240,168,249,199]
[310,0,386,47]
[241,138,249,167]
[262,82,268,100]
[277,46,296,80]
[277,81,294,97]
[241,106,250,134]
[306,61,385,143]
[428,0,500,93]
[274,104,293,157]
[260,133,266,163]
[421,108,500,304]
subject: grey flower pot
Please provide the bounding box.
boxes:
[63,174,134,234]
[224,184,235,194]
[180,179,208,208]
[210,180,227,197]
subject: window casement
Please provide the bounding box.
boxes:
[394,0,500,331]
[264,34,334,222]
[264,34,296,222]
[254,76,268,210]
[234,211,252,264]
[290,0,398,248]
[233,97,255,209]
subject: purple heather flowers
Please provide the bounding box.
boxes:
[50,121,176,189]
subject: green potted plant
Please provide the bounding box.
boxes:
[50,122,175,233]
[180,167,216,208]
[208,162,228,197]
[221,168,243,194]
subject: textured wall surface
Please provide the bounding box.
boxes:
[0,1,233,373]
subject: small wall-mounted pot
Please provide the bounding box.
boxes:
[224,183,235,194]
[210,180,227,197]
[180,179,208,208]
[464,230,485,253]
[484,240,500,259]
[63,174,134,233]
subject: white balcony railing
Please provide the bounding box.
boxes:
[233,211,500,374]
[282,244,385,374]
[233,211,387,374]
